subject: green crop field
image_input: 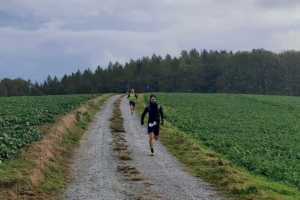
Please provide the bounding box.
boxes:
[154,93,300,189]
[0,95,93,161]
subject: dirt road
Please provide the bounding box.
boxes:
[64,95,224,200]
[64,95,128,200]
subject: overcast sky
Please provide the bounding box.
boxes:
[0,0,300,81]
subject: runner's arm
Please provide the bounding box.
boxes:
[159,106,164,125]
[141,107,148,125]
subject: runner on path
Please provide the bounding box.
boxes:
[127,88,138,115]
[141,94,164,156]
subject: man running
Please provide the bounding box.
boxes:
[127,88,138,115]
[141,94,164,156]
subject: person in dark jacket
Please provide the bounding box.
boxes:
[141,94,164,155]
[127,88,138,115]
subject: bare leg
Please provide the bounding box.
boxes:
[149,133,155,155]
[149,133,154,147]
[130,105,134,114]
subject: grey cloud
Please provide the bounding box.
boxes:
[255,0,300,8]
[0,10,47,30]
[0,0,300,81]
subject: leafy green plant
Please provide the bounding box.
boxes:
[156,93,300,189]
[0,95,92,161]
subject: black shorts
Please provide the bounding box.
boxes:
[129,101,136,107]
[147,123,160,136]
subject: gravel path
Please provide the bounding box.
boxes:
[64,95,224,200]
[64,96,128,200]
[121,97,224,200]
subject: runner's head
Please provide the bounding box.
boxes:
[149,94,157,104]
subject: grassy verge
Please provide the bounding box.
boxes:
[39,94,110,199]
[136,94,300,200]
[0,94,110,200]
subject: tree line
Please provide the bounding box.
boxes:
[1,49,300,96]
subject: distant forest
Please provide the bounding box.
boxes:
[1,49,300,96]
